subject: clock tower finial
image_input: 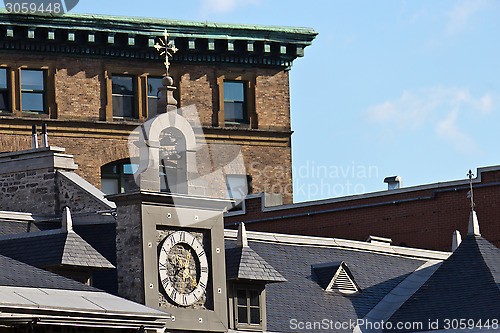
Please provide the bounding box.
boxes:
[152,29,178,114]
[154,29,178,76]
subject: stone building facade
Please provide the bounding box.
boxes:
[0,12,317,204]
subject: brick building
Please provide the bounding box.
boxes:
[0,11,316,204]
[225,166,500,252]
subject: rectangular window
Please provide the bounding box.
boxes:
[0,68,9,112]
[112,75,136,118]
[147,77,163,118]
[21,69,45,113]
[224,81,248,124]
[236,288,261,327]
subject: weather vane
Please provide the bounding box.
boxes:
[154,29,178,75]
[467,169,475,211]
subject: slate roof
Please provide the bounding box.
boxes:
[0,252,169,329]
[0,251,96,291]
[385,235,500,332]
[225,237,431,333]
[312,261,343,289]
[0,229,114,269]
[226,246,286,282]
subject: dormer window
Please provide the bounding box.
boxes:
[312,261,360,294]
[229,283,265,330]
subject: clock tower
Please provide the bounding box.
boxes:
[108,65,239,331]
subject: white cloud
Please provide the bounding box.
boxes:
[200,0,259,15]
[436,109,478,153]
[446,0,489,35]
[364,87,493,153]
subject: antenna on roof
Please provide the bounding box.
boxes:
[467,170,475,211]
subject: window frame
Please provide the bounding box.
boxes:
[223,80,248,124]
[104,66,173,122]
[217,71,256,128]
[0,67,10,113]
[20,68,47,114]
[0,62,56,118]
[111,74,138,119]
[228,282,266,331]
[100,159,139,195]
[146,76,164,119]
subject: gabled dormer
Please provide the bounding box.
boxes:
[225,223,286,331]
[312,261,360,294]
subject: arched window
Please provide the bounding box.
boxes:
[100,159,139,195]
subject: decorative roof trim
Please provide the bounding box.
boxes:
[0,11,317,67]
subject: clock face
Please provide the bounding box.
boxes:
[158,231,209,306]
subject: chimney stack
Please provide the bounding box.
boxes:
[384,176,402,190]
[31,125,38,149]
[41,123,49,148]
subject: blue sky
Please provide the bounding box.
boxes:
[17,0,500,202]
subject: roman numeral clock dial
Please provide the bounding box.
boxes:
[158,231,209,306]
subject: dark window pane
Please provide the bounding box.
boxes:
[148,77,163,97]
[250,308,260,324]
[112,95,135,118]
[0,91,9,111]
[112,76,134,95]
[249,290,259,306]
[148,97,159,118]
[101,164,117,175]
[224,81,244,102]
[101,179,119,195]
[0,68,7,89]
[21,92,44,112]
[237,307,248,324]
[225,102,245,122]
[237,289,247,306]
[21,70,44,91]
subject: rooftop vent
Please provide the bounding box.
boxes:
[312,261,360,294]
[384,175,402,190]
[366,235,392,246]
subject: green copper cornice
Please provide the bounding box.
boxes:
[0,10,317,67]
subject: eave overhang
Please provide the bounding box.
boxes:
[0,11,317,68]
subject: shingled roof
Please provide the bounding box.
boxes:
[0,252,169,330]
[0,230,114,269]
[385,233,500,332]
[225,229,448,333]
[226,246,286,282]
[226,223,286,282]
[381,211,500,332]
[0,208,114,270]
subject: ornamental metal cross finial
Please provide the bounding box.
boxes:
[154,29,178,75]
[467,169,475,211]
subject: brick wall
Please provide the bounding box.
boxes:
[225,168,500,252]
[0,54,293,203]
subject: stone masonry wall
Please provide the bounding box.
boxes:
[57,173,111,214]
[115,203,145,303]
[0,168,59,215]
